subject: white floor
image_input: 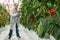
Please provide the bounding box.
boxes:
[0,24,56,40]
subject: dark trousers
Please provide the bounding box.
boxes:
[8,23,20,39]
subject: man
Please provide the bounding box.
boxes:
[8,3,21,40]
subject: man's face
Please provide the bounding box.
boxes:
[14,3,18,9]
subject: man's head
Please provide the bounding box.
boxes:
[14,3,18,10]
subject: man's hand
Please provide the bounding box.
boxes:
[16,14,20,17]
